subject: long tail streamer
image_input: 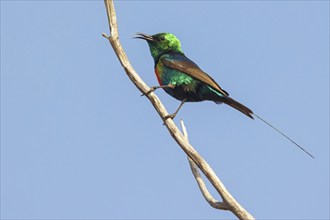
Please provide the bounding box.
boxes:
[253,113,315,159]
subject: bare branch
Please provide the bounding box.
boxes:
[188,158,229,210]
[103,0,255,219]
[181,120,229,210]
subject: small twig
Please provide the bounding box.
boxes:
[103,0,255,219]
[181,120,229,210]
[188,158,229,210]
[102,33,109,39]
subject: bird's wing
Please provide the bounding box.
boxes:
[160,53,229,96]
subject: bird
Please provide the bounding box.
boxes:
[135,32,314,158]
[135,32,253,119]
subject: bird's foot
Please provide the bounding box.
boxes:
[140,87,156,97]
[163,113,176,121]
[162,114,176,125]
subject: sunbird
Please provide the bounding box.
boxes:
[135,32,314,158]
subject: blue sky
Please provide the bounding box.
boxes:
[1,1,329,219]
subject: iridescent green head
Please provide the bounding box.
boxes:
[135,32,183,62]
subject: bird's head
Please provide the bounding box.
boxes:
[135,32,183,61]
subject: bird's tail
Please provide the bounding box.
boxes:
[220,96,254,119]
[215,95,314,158]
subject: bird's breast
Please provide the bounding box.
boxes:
[154,62,163,86]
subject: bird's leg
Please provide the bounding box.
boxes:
[141,84,175,96]
[164,98,187,121]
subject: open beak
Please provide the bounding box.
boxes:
[134,32,155,42]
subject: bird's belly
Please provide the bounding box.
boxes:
[163,85,205,102]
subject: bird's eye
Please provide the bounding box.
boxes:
[160,36,165,41]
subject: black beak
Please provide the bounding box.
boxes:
[134,32,155,42]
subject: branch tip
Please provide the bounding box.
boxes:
[102,33,110,39]
[180,120,189,141]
